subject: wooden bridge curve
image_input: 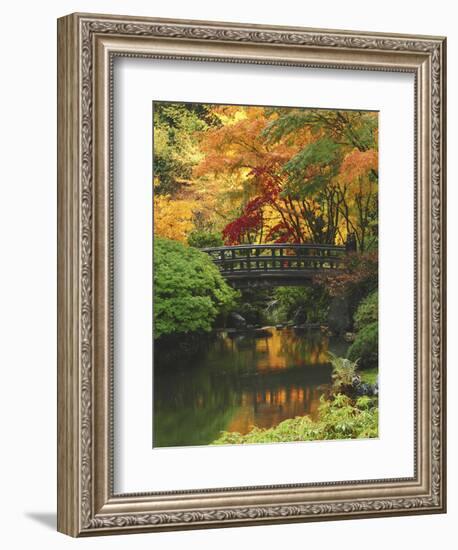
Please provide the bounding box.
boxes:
[202,243,346,288]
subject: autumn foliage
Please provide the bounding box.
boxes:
[153,102,378,252]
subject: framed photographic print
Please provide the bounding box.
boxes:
[57,13,446,536]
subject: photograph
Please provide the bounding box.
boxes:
[152,101,379,448]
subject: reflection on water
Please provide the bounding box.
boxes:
[153,328,348,447]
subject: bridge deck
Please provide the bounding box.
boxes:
[202,244,346,286]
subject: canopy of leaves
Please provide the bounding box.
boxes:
[153,102,378,252]
[284,138,340,176]
[153,195,196,243]
[153,102,220,195]
[263,108,378,153]
[153,238,238,339]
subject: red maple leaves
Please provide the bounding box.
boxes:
[222,166,287,245]
[222,195,265,245]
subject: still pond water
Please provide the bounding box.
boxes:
[153,327,348,447]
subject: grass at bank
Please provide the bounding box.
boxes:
[212,394,378,445]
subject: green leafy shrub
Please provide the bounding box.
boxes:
[212,394,378,444]
[187,230,223,249]
[236,302,264,326]
[347,321,378,370]
[354,290,378,331]
[154,237,237,339]
[234,287,275,326]
[272,286,330,324]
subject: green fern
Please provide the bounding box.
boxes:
[328,352,359,390]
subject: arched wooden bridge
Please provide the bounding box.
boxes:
[202,243,347,288]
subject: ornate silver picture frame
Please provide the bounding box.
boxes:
[57,12,446,536]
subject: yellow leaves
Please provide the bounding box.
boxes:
[153,125,169,152]
[212,105,248,125]
[339,149,378,184]
[194,106,302,180]
[153,195,197,243]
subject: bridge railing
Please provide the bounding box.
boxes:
[202,243,346,275]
